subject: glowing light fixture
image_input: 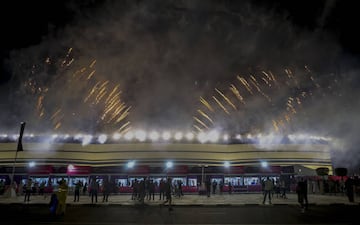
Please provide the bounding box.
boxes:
[208,130,219,143]
[112,133,121,140]
[162,131,171,141]
[149,131,159,141]
[185,132,194,141]
[174,132,183,140]
[197,132,207,143]
[68,164,75,171]
[98,134,107,144]
[261,161,268,168]
[127,161,135,168]
[82,135,92,146]
[135,130,146,142]
[124,131,134,140]
[166,161,173,168]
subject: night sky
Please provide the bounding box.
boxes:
[0,0,360,171]
[1,0,360,82]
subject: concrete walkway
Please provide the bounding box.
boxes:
[1,193,359,206]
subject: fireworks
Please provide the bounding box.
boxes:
[24,48,131,133]
[193,66,335,134]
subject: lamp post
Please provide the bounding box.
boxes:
[199,164,208,193]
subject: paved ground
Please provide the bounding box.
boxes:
[1,192,359,206]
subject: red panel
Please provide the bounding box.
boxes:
[128,165,150,174]
[260,166,281,174]
[166,165,189,174]
[28,165,53,175]
[226,166,244,174]
[67,165,92,175]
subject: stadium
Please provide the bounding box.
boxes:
[0,32,345,195]
[0,130,333,194]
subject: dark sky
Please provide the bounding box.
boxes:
[1,1,360,58]
[0,0,359,171]
[1,0,360,85]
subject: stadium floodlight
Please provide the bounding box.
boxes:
[185,132,194,141]
[149,131,160,141]
[74,133,83,140]
[162,131,171,141]
[224,161,230,168]
[127,161,135,168]
[174,132,183,141]
[135,130,146,142]
[28,161,36,167]
[98,134,107,144]
[11,134,19,141]
[208,130,219,143]
[67,164,75,171]
[82,135,93,146]
[124,131,134,140]
[197,132,207,143]
[166,161,173,168]
[112,132,121,140]
[261,161,268,168]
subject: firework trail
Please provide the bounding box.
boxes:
[193,116,209,129]
[215,88,237,110]
[193,66,334,134]
[23,48,131,133]
[229,84,245,104]
[200,96,214,112]
[197,109,214,124]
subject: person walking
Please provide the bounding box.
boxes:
[280,180,287,199]
[148,179,155,200]
[262,177,273,205]
[90,179,99,203]
[102,178,110,202]
[160,177,173,211]
[49,192,58,216]
[219,180,224,194]
[56,179,68,216]
[297,177,308,212]
[82,182,87,196]
[73,180,82,202]
[24,178,33,202]
[228,181,232,194]
[159,179,165,200]
[212,180,217,194]
[345,176,354,202]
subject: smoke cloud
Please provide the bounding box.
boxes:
[1,0,359,171]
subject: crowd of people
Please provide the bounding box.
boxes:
[1,174,359,216]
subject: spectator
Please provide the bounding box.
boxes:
[90,179,99,203]
[56,179,68,215]
[262,177,273,205]
[24,178,33,202]
[102,178,111,202]
[297,177,308,212]
[160,177,173,211]
[73,180,82,202]
[345,177,354,203]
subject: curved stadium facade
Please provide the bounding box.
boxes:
[0,135,333,193]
